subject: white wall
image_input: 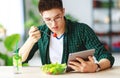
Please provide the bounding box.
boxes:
[63,0,93,27]
[0,0,24,37]
[24,0,93,27]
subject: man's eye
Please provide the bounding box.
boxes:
[45,19,51,21]
[55,16,60,19]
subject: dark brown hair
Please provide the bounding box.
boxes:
[38,0,63,13]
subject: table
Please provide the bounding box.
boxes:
[0,66,120,78]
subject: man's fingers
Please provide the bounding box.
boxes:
[31,26,38,30]
[29,26,40,36]
[76,57,86,64]
[88,56,94,63]
[30,30,40,36]
[69,61,82,67]
[29,26,38,33]
[68,64,80,72]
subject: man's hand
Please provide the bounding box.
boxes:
[68,56,98,73]
[28,26,41,43]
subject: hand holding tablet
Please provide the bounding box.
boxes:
[66,49,95,72]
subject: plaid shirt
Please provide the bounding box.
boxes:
[25,18,114,66]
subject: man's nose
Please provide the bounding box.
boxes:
[51,20,56,26]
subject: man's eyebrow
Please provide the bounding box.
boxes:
[44,13,61,20]
[55,13,61,17]
[51,13,61,18]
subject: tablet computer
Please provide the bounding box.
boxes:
[67,49,95,63]
[66,49,95,72]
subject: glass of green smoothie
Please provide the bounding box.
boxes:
[13,53,22,74]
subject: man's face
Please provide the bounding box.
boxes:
[41,8,65,33]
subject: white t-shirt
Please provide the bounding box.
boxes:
[49,33,63,64]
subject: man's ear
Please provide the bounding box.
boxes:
[39,13,42,16]
[62,8,65,15]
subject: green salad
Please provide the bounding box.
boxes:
[41,63,66,75]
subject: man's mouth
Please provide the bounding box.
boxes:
[52,26,58,30]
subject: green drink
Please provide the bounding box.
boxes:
[13,53,22,74]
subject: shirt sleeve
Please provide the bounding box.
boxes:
[82,23,115,67]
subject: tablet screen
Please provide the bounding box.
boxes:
[67,49,95,63]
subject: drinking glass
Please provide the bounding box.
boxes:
[13,53,22,74]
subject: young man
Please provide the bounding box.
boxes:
[19,0,114,73]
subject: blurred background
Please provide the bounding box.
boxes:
[0,0,120,66]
